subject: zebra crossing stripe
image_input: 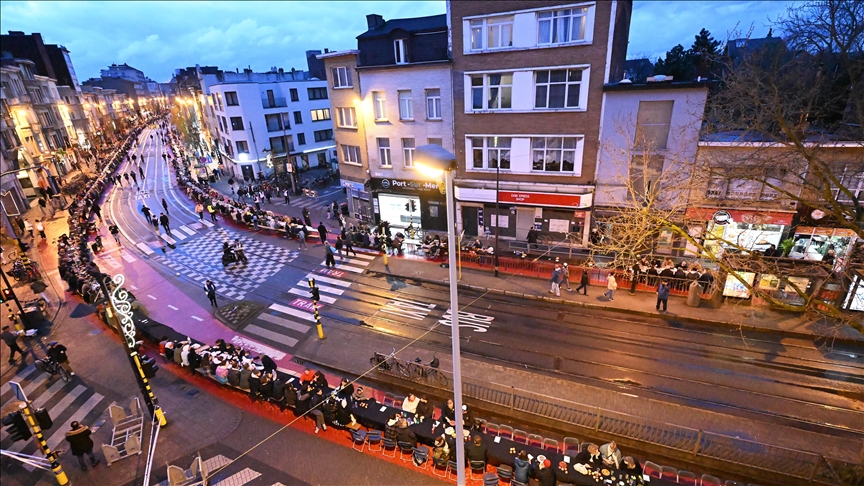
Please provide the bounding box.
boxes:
[161,234,177,245]
[0,365,35,398]
[30,379,67,409]
[352,247,380,255]
[339,257,369,266]
[349,253,376,260]
[7,383,85,454]
[45,392,105,452]
[320,261,364,273]
[304,273,350,287]
[258,312,312,333]
[136,241,155,255]
[179,225,197,236]
[288,287,336,303]
[313,283,344,295]
[121,252,137,263]
[170,230,187,240]
[202,219,215,227]
[269,303,316,322]
[244,325,299,347]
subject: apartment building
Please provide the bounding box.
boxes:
[449,0,632,245]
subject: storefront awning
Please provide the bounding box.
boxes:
[686,207,794,225]
[456,187,593,208]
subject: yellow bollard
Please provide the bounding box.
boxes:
[20,403,68,485]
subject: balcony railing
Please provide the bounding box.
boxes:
[262,97,287,109]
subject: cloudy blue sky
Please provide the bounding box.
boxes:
[0,1,794,82]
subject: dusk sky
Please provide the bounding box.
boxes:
[0,1,795,82]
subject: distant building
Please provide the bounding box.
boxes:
[100,63,146,83]
[0,31,81,90]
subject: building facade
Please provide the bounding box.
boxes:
[449,0,632,245]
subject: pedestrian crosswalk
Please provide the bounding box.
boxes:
[319,251,375,274]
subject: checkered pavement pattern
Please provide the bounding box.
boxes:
[186,227,299,265]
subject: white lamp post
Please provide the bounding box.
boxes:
[414,144,466,486]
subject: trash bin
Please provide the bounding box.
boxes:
[686,280,702,307]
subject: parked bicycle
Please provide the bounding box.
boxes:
[370,348,410,378]
[9,258,40,283]
[34,356,71,383]
[406,357,448,387]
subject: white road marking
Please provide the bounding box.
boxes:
[191,315,204,321]
[168,305,179,310]
[121,252,137,263]
[288,287,336,303]
[179,225,196,236]
[320,261,364,273]
[147,294,157,300]
[136,242,155,255]
[305,274,351,287]
[269,303,316,322]
[257,312,312,333]
[161,234,177,245]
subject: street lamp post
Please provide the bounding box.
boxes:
[495,162,500,277]
[414,144,466,486]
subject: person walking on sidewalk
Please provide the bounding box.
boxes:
[2,326,25,364]
[64,421,100,471]
[161,198,170,215]
[139,165,145,180]
[604,274,618,301]
[159,212,172,236]
[303,208,312,228]
[344,236,356,256]
[47,341,74,376]
[656,280,670,312]
[38,197,49,217]
[141,203,153,224]
[34,220,46,240]
[129,171,138,186]
[283,188,290,204]
[561,263,573,291]
[207,203,217,223]
[318,222,328,245]
[24,220,34,238]
[297,228,307,250]
[108,222,121,245]
[549,264,563,297]
[91,202,103,222]
[575,267,590,295]
[324,241,337,267]
[205,280,218,307]
[335,236,345,260]
[195,203,204,220]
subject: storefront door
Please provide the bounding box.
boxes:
[515,209,534,240]
[462,206,479,237]
[241,165,255,181]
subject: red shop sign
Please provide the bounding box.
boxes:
[685,207,794,226]
[498,191,590,209]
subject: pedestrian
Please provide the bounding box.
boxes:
[151,216,160,232]
[561,262,572,291]
[207,204,217,223]
[332,201,339,219]
[326,208,332,220]
[159,212,172,236]
[141,203,152,224]
[117,173,125,186]
[339,214,346,230]
[38,197,49,217]
[64,421,100,471]
[254,196,261,212]
[47,341,74,376]
[195,203,204,220]
[265,190,271,204]
[549,264,563,297]
[139,165,145,180]
[91,202,103,222]
[123,173,130,185]
[317,222,328,244]
[575,266,590,295]
[130,171,138,186]
[298,228,307,250]
[303,208,312,227]
[1,325,25,364]
[252,213,259,231]
[205,280,218,307]
[604,274,618,301]
[161,197,169,215]
[283,188,290,204]
[335,236,345,260]
[656,280,670,312]
[24,220,33,238]
[324,241,336,267]
[35,219,46,239]
[344,236,356,256]
[108,222,121,245]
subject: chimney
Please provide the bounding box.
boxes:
[324,48,330,54]
[366,14,384,30]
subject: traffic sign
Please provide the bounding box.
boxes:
[9,381,27,402]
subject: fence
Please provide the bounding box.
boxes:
[374,354,859,485]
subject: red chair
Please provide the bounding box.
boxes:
[512,429,528,444]
[700,474,722,486]
[677,470,697,485]
[542,438,559,453]
[498,425,514,440]
[643,461,662,479]
[527,434,543,448]
[485,423,499,436]
[661,466,678,481]
[562,437,580,454]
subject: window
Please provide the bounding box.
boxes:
[470,137,511,170]
[265,114,282,132]
[310,108,331,121]
[377,138,392,167]
[230,116,244,131]
[534,69,583,109]
[297,133,306,145]
[225,91,239,106]
[532,136,582,173]
[425,89,441,120]
[394,39,407,64]
[332,67,352,88]
[235,140,249,154]
[270,136,287,154]
[471,74,512,111]
[307,87,328,100]
[402,138,416,167]
[373,91,387,120]
[634,101,674,150]
[398,90,413,120]
[428,137,443,147]
[630,155,665,199]
[537,8,588,45]
[294,111,303,124]
[281,112,291,129]
[835,165,864,203]
[708,172,784,201]
[313,129,333,142]
[341,145,362,165]
[290,88,299,102]
[470,16,514,50]
[336,107,357,128]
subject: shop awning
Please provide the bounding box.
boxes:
[686,207,794,225]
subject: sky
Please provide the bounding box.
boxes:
[0,1,795,83]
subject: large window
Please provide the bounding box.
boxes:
[373,91,387,121]
[537,7,588,45]
[377,138,391,167]
[707,172,784,201]
[307,87,328,100]
[834,165,864,203]
[336,107,357,128]
[225,91,239,106]
[265,114,282,132]
[310,108,331,122]
[341,145,362,165]
[398,90,413,120]
[471,73,512,111]
[634,101,674,150]
[313,129,333,142]
[425,89,441,120]
[470,137,511,170]
[270,136,287,154]
[332,67,353,88]
[394,39,407,64]
[235,140,249,154]
[470,16,514,51]
[532,136,582,173]
[290,88,299,102]
[630,155,665,199]
[534,69,583,109]
[230,116,244,131]
[294,111,303,124]
[402,138,415,167]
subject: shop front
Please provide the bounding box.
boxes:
[685,207,795,255]
[370,177,446,232]
[788,227,859,267]
[455,187,593,245]
[342,179,373,223]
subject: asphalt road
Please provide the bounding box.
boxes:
[107,129,864,451]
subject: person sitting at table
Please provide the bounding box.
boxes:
[574,443,603,469]
[352,386,371,405]
[441,399,457,426]
[465,435,487,463]
[432,436,449,462]
[402,393,420,414]
[514,451,531,484]
[532,458,555,486]
[462,404,475,429]
[300,368,315,385]
[312,370,328,390]
[622,456,643,477]
[336,378,354,400]
[395,418,417,446]
[385,414,400,441]
[599,441,622,469]
[308,388,327,434]
[415,395,434,422]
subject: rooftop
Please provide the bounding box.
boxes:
[357,13,447,39]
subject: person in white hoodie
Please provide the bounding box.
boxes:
[402,393,420,414]
[604,274,617,301]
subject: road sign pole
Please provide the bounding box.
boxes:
[308,278,325,339]
[19,403,68,485]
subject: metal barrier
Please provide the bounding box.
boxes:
[374,354,859,485]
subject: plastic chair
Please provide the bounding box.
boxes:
[643,461,662,479]
[485,422,499,436]
[580,442,597,452]
[381,437,397,458]
[469,460,487,480]
[562,437,580,454]
[432,457,448,477]
[527,434,543,448]
[497,464,513,482]
[661,466,678,481]
[383,392,395,406]
[677,470,697,485]
[412,446,429,470]
[350,429,366,452]
[447,460,460,481]
[398,441,415,462]
[365,430,382,452]
[542,438,559,453]
[498,424,514,440]
[512,429,528,444]
[483,472,499,486]
[700,474,722,486]
[394,399,403,409]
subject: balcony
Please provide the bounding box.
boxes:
[262,97,287,109]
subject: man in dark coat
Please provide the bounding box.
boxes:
[140,204,153,224]
[2,326,25,364]
[65,421,100,470]
[159,213,172,236]
[317,222,328,244]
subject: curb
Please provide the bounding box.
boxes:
[373,267,864,346]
